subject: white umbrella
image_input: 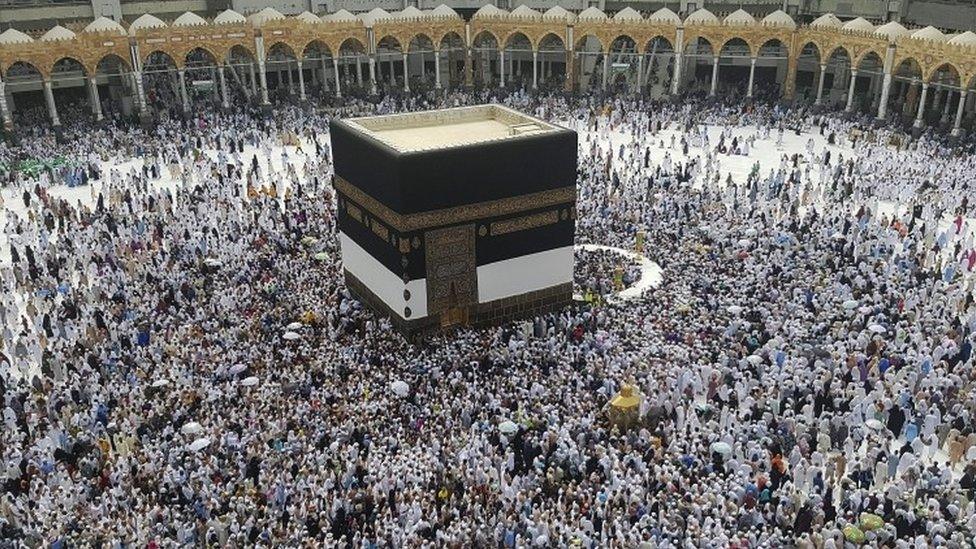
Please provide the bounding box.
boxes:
[188,437,211,452]
[737,239,751,247]
[865,419,884,431]
[390,380,409,397]
[203,258,222,267]
[499,421,519,434]
[151,379,170,388]
[711,441,732,456]
[727,305,744,315]
[744,228,758,237]
[858,305,873,315]
[286,322,303,331]
[229,364,246,375]
[868,324,886,334]
[746,355,763,365]
[240,376,259,387]
[842,300,858,310]
[181,421,203,435]
[283,331,300,340]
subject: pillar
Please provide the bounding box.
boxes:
[500,49,506,87]
[285,62,295,94]
[931,85,943,112]
[672,27,684,95]
[333,58,342,97]
[88,76,103,121]
[710,56,719,96]
[355,57,363,86]
[43,79,60,127]
[845,69,858,112]
[249,63,257,96]
[952,90,967,136]
[0,74,12,130]
[747,56,756,98]
[320,56,330,92]
[565,25,576,92]
[128,39,147,114]
[402,52,409,92]
[218,64,230,109]
[941,89,953,123]
[434,49,442,89]
[637,54,644,92]
[178,69,190,111]
[368,57,377,94]
[913,82,929,128]
[532,50,538,89]
[877,44,895,120]
[601,51,609,89]
[296,60,307,101]
[815,63,827,105]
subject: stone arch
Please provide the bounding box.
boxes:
[302,39,333,60]
[922,61,963,86]
[925,61,961,83]
[183,46,219,69]
[644,35,675,53]
[471,29,500,50]
[606,33,638,54]
[852,47,884,69]
[719,36,753,58]
[407,33,435,54]
[337,37,367,55]
[798,41,822,63]
[719,37,751,58]
[224,42,256,64]
[267,41,298,60]
[376,34,404,53]
[96,52,132,73]
[502,31,532,52]
[438,31,464,51]
[49,56,89,78]
[757,38,788,58]
[826,45,851,63]
[537,32,565,52]
[141,51,176,72]
[574,33,604,53]
[142,48,179,68]
[2,60,44,81]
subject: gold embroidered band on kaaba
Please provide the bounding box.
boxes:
[334,176,575,233]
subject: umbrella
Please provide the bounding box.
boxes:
[860,512,884,531]
[843,525,866,543]
[499,421,519,434]
[858,305,873,314]
[868,324,886,334]
[842,300,858,310]
[229,363,246,375]
[203,258,222,268]
[283,331,300,340]
[710,441,732,456]
[737,238,751,247]
[241,376,259,387]
[390,380,409,397]
[746,355,763,365]
[151,379,170,388]
[181,421,203,435]
[188,437,211,452]
[314,252,328,261]
[744,228,758,237]
[301,236,318,246]
[286,322,303,330]
[727,305,744,315]
[865,419,884,431]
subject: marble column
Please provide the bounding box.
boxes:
[747,56,756,98]
[218,64,230,109]
[434,49,442,89]
[178,69,191,111]
[710,56,719,96]
[845,69,858,112]
[532,50,538,89]
[297,60,306,101]
[815,63,827,105]
[402,53,409,91]
[43,79,60,126]
[499,49,506,87]
[952,90,967,136]
[913,82,929,128]
[88,76,103,121]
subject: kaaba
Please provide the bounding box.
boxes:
[330,104,577,335]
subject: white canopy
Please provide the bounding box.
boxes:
[510,5,542,19]
[811,13,843,28]
[577,7,607,21]
[723,9,755,25]
[685,8,719,25]
[543,6,576,22]
[173,11,209,28]
[213,9,246,25]
[647,8,681,25]
[129,14,167,34]
[430,5,460,19]
[249,7,286,27]
[911,26,946,42]
[295,11,320,24]
[761,10,795,29]
[0,28,34,45]
[323,9,359,23]
[948,31,976,47]
[40,25,77,42]
[842,17,875,33]
[359,7,391,27]
[875,21,910,40]
[473,4,507,19]
[613,7,643,22]
[84,16,126,35]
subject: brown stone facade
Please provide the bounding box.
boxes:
[344,269,572,339]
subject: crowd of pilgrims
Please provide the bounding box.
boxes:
[0,81,976,548]
[573,248,642,299]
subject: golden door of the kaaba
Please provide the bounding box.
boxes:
[424,224,478,326]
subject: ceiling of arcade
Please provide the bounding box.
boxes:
[2,17,975,87]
